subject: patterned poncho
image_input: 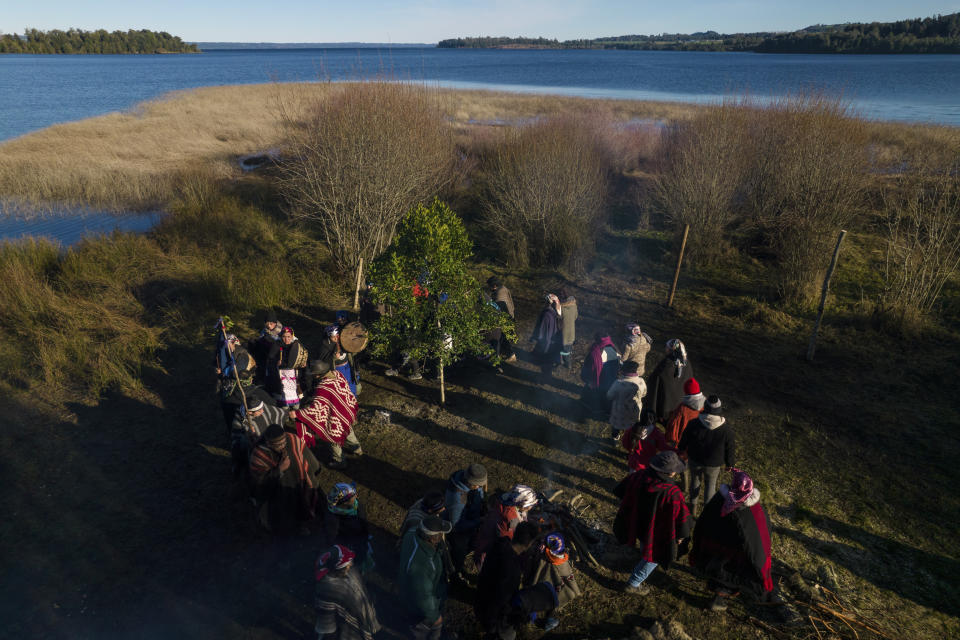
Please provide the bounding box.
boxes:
[292,371,359,447]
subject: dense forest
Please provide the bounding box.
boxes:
[0,28,200,54]
[438,12,960,53]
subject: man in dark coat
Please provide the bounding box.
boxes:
[248,309,282,389]
[531,294,563,379]
[397,516,454,640]
[645,338,694,422]
[613,451,691,594]
[678,395,735,516]
[488,276,516,362]
[475,521,540,640]
[248,424,322,533]
[444,463,488,573]
[690,469,775,611]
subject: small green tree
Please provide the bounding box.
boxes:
[369,199,514,403]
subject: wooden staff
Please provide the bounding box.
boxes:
[218,318,248,412]
[666,224,690,308]
[806,230,847,361]
[353,257,364,311]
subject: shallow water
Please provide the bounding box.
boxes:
[0,207,162,245]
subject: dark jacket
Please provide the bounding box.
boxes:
[678,414,735,468]
[613,469,691,568]
[249,331,282,388]
[324,503,371,565]
[645,355,695,422]
[475,536,526,631]
[444,469,486,532]
[397,529,448,624]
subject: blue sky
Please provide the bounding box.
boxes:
[2,1,957,43]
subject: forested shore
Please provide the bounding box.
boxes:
[0,28,199,54]
[439,11,960,53]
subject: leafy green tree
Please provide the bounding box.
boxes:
[368,199,514,403]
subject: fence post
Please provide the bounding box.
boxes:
[666,225,690,308]
[807,230,847,362]
[353,257,364,311]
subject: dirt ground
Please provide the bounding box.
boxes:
[2,257,958,640]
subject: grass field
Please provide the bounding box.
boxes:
[0,84,958,640]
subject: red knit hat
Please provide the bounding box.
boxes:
[684,378,700,395]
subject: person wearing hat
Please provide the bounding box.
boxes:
[401,491,447,537]
[314,323,361,397]
[678,395,735,516]
[622,410,670,473]
[248,309,283,389]
[229,391,286,477]
[289,359,361,470]
[645,339,695,422]
[444,463,489,573]
[248,423,322,533]
[613,450,691,594]
[277,326,308,408]
[324,482,374,573]
[522,531,582,632]
[607,359,647,442]
[314,544,381,640]
[397,515,454,640]
[665,377,705,448]
[557,288,578,369]
[689,469,775,612]
[475,521,540,640]
[530,294,563,379]
[216,333,258,431]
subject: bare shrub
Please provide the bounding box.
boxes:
[276,81,456,274]
[652,104,752,264]
[741,94,869,304]
[877,161,960,333]
[478,115,609,270]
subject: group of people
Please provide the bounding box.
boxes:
[210,277,787,639]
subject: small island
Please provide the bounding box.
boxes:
[439,11,960,54]
[0,28,200,54]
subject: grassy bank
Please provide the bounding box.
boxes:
[0,85,958,639]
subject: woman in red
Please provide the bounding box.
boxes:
[621,410,670,472]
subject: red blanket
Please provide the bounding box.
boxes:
[292,372,359,446]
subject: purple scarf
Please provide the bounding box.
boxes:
[586,337,615,387]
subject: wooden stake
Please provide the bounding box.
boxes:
[666,224,690,308]
[353,257,364,311]
[439,362,446,405]
[806,230,847,361]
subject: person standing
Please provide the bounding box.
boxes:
[645,339,694,422]
[678,395,735,516]
[530,294,563,379]
[664,378,705,448]
[248,424,322,533]
[621,410,670,473]
[606,360,647,442]
[581,333,621,417]
[277,326,308,408]
[324,482,373,573]
[444,463,488,574]
[401,491,447,537]
[522,532,582,632]
[475,521,540,640]
[316,324,360,397]
[488,276,516,362]
[558,288,578,369]
[474,485,538,567]
[620,323,652,375]
[314,544,381,640]
[613,451,691,594]
[689,469,775,611]
[248,310,283,389]
[289,359,362,470]
[397,516,454,640]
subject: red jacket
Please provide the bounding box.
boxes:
[622,425,670,472]
[474,501,521,556]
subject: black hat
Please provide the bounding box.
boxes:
[487,276,501,288]
[309,358,332,377]
[422,491,445,514]
[419,515,453,536]
[649,451,687,474]
[702,395,723,416]
[264,424,285,441]
[621,360,640,374]
[265,309,278,324]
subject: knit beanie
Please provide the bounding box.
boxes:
[702,395,722,415]
[684,378,700,395]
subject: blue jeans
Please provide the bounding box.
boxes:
[627,560,658,587]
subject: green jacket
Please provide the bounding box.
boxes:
[397,529,447,623]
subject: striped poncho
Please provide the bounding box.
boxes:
[291,371,359,447]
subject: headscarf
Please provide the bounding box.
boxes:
[665,338,688,378]
[327,482,359,515]
[282,326,295,337]
[325,324,340,338]
[315,544,356,580]
[585,336,616,387]
[545,293,562,316]
[503,484,538,511]
[721,468,755,516]
[544,532,568,564]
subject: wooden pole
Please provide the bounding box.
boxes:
[219,320,247,412]
[353,257,364,311]
[807,230,847,362]
[666,224,690,308]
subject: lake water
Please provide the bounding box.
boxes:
[1,48,958,244]
[1,48,959,143]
